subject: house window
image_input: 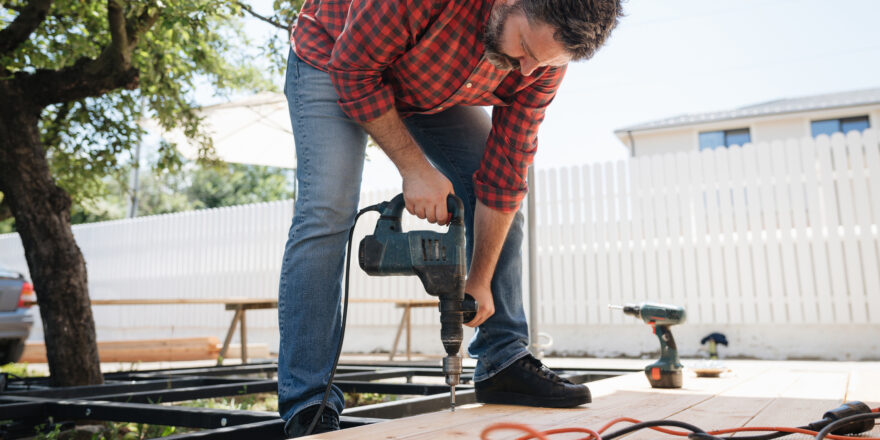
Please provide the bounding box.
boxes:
[811,116,870,137]
[699,128,751,151]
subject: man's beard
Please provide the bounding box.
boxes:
[482,2,520,71]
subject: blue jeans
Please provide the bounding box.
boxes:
[277,50,530,429]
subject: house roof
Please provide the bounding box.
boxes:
[614,87,880,134]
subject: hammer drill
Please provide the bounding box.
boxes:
[359,194,476,410]
[610,302,686,388]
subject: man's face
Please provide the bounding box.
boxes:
[482,0,572,76]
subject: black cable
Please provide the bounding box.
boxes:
[692,430,796,440]
[601,420,708,440]
[814,413,880,440]
[305,203,384,436]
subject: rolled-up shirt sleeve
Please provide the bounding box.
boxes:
[327,0,413,123]
[474,65,567,212]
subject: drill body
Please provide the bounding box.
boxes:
[615,303,686,388]
[359,194,476,404]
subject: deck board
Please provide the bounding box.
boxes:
[305,361,880,439]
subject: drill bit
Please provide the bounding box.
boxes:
[450,385,456,411]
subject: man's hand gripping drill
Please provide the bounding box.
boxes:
[359,194,477,411]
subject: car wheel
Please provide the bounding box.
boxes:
[0,340,25,365]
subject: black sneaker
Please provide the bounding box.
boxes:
[475,354,591,408]
[285,405,340,438]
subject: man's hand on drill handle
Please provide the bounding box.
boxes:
[464,281,494,327]
[402,165,454,225]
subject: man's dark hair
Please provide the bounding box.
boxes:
[520,0,624,61]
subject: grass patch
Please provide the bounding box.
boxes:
[1,362,47,378]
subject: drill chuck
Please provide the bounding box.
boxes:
[442,355,462,387]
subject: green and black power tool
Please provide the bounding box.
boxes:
[610,302,686,388]
[359,194,476,410]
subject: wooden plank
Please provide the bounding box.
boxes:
[304,362,880,440]
[625,369,799,439]
[21,337,221,363]
[497,368,770,440]
[846,364,880,407]
[739,368,849,436]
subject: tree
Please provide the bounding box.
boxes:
[0,0,298,386]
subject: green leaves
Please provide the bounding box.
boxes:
[1,0,305,225]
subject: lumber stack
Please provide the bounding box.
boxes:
[20,337,221,363]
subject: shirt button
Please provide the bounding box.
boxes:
[466,82,473,88]
[438,106,444,110]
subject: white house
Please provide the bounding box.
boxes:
[614,88,880,157]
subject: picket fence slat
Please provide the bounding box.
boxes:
[832,133,867,323]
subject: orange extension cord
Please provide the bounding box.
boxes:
[480,414,880,440]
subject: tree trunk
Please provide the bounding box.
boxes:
[0,85,103,386]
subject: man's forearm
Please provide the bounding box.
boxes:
[362,108,430,177]
[362,108,454,223]
[468,200,517,288]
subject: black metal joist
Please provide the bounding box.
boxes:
[1,362,630,439]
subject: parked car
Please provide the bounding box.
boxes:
[0,265,35,364]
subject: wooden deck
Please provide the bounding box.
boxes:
[308,360,880,439]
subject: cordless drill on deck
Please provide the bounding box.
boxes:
[610,302,686,388]
[359,194,476,411]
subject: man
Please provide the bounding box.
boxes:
[278,0,622,435]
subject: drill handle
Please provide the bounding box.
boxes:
[654,325,682,368]
[382,193,465,225]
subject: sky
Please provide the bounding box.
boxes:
[201,0,880,191]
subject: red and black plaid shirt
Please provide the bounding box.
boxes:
[291,0,566,212]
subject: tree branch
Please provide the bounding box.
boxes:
[105,0,129,66]
[235,1,290,31]
[0,0,53,56]
[13,1,161,107]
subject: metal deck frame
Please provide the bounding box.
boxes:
[1,361,633,439]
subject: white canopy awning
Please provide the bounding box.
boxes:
[145,92,296,169]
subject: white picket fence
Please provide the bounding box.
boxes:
[1,130,878,359]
